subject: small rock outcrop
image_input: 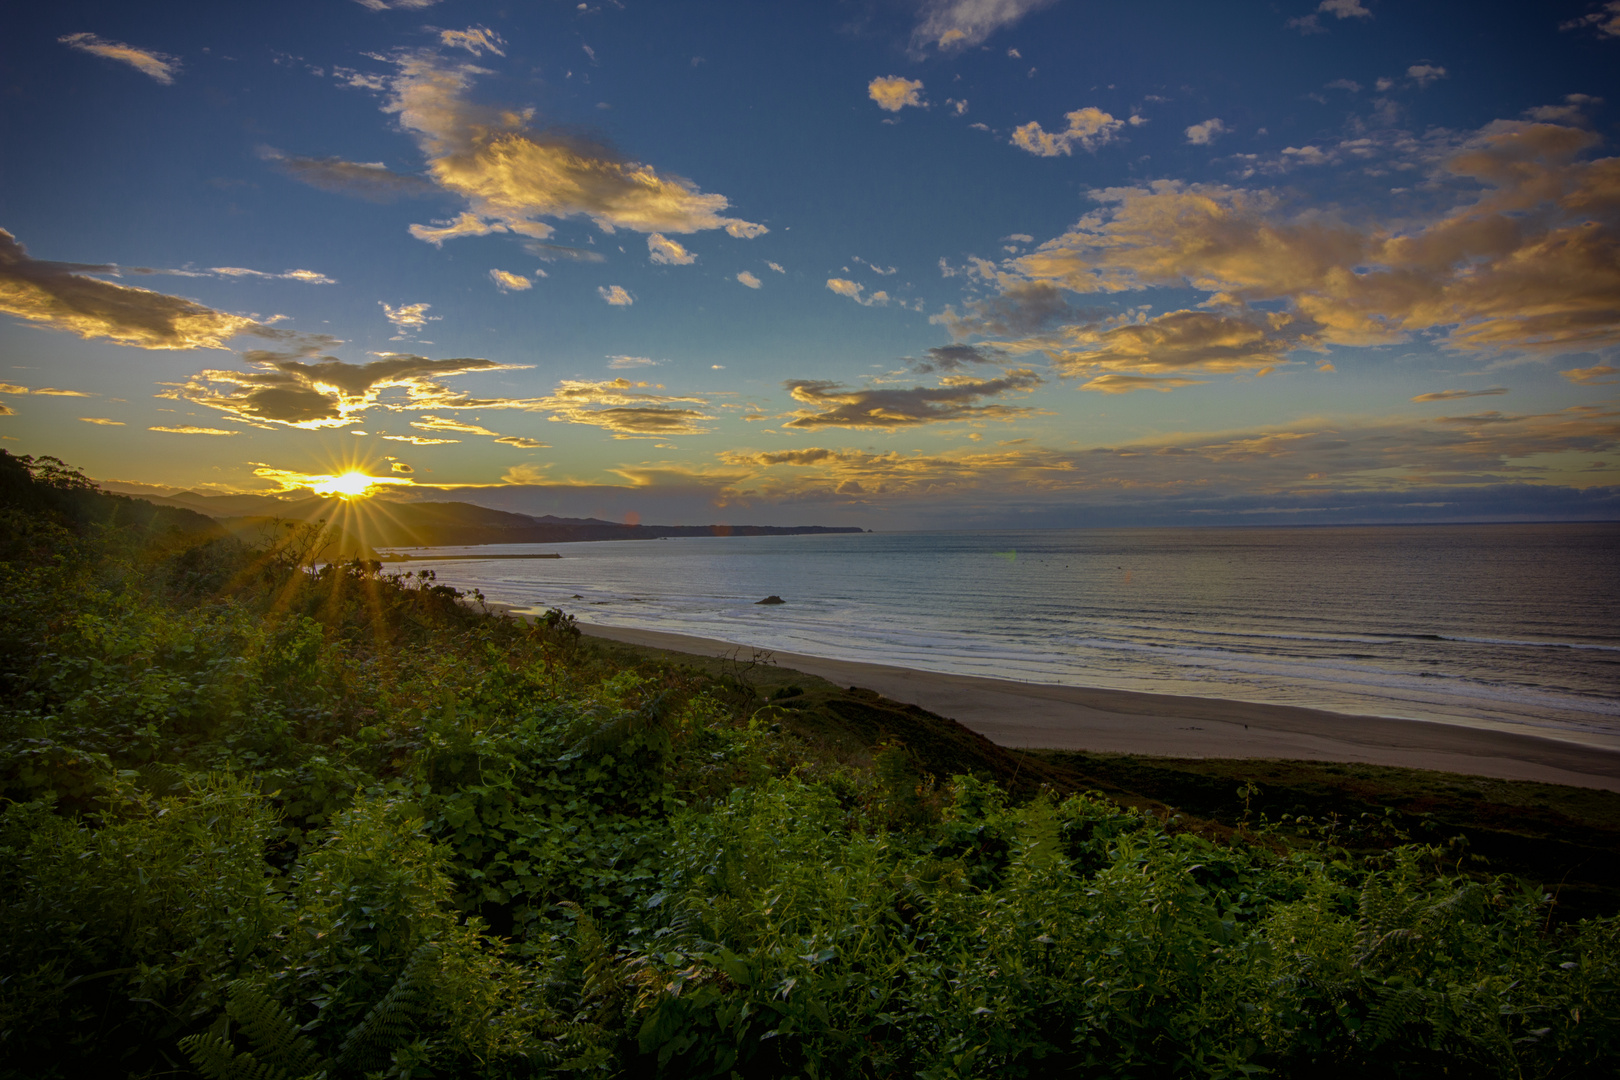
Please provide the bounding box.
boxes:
[755,595,786,605]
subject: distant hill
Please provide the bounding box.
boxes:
[115,486,864,551]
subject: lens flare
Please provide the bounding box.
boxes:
[312,470,384,499]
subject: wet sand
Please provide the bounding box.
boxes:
[580,623,1620,792]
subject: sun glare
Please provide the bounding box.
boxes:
[312,471,383,499]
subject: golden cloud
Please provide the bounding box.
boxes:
[149,425,237,435]
[1011,107,1124,156]
[389,53,764,243]
[79,417,124,426]
[167,352,521,428]
[598,285,634,306]
[990,122,1620,358]
[535,378,712,438]
[1411,387,1510,402]
[647,233,696,265]
[1,228,261,349]
[1562,364,1618,385]
[488,269,532,291]
[868,76,925,112]
[0,382,90,397]
[58,33,179,84]
[716,405,1620,504]
[1079,374,1210,394]
[782,369,1043,429]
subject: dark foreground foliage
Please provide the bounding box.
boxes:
[2,449,1617,1079]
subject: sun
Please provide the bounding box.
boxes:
[311,471,382,499]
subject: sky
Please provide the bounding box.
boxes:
[2,0,1618,528]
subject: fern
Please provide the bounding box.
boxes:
[225,985,324,1078]
[179,985,327,1080]
[333,941,440,1075]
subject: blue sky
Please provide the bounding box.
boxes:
[2,0,1617,526]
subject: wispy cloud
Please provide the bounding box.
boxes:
[488,269,532,291]
[1011,108,1123,156]
[167,351,522,429]
[914,0,1059,53]
[1411,387,1509,402]
[58,33,179,84]
[1562,364,1619,385]
[258,147,435,201]
[381,301,440,337]
[1561,2,1620,39]
[607,355,658,369]
[78,417,124,426]
[149,425,237,435]
[647,233,697,265]
[598,285,634,306]
[211,266,336,284]
[439,26,505,56]
[1078,373,1209,394]
[826,278,890,306]
[0,383,90,397]
[0,228,261,349]
[387,51,764,244]
[782,369,1042,429]
[535,378,711,437]
[355,0,440,10]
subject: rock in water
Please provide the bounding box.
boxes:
[755,595,785,605]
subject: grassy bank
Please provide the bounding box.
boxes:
[3,450,1617,1079]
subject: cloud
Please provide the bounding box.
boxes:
[1078,374,1209,394]
[737,270,762,289]
[598,285,634,306]
[413,415,498,436]
[1011,107,1124,156]
[647,233,697,265]
[534,378,711,437]
[912,344,1007,372]
[1184,118,1227,145]
[717,406,1619,515]
[0,383,90,397]
[1561,2,1620,38]
[495,435,547,448]
[391,462,413,473]
[489,268,532,291]
[1407,64,1448,87]
[381,301,440,338]
[868,76,925,112]
[211,266,337,284]
[767,261,785,273]
[1562,364,1619,385]
[971,124,1620,365]
[1287,0,1370,33]
[782,369,1042,429]
[913,0,1059,52]
[79,417,123,425]
[58,33,179,84]
[439,27,505,56]
[355,0,440,10]
[0,228,261,349]
[1042,309,1316,378]
[607,355,658,368]
[1326,79,1362,92]
[1411,387,1510,402]
[381,434,459,444]
[149,425,237,435]
[258,147,435,201]
[167,352,519,429]
[826,278,890,306]
[388,52,764,243]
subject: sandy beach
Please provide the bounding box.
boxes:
[580,623,1620,792]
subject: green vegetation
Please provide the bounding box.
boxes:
[2,449,1618,1079]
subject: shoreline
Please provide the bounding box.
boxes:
[578,622,1620,792]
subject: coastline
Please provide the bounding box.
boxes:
[579,622,1620,793]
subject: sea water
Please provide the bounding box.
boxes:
[388,524,1620,749]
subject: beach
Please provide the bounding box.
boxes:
[581,623,1620,792]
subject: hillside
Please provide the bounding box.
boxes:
[113,485,865,550]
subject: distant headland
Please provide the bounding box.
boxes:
[114,486,866,553]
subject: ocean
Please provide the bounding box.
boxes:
[387,524,1620,750]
